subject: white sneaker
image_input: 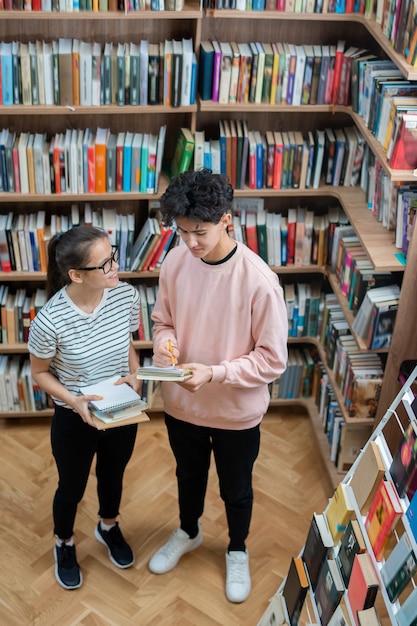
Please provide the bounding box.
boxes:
[148,525,202,574]
[225,550,251,603]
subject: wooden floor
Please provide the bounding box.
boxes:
[0,408,334,626]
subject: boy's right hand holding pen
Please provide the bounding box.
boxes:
[153,339,179,368]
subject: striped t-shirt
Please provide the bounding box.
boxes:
[28,281,140,407]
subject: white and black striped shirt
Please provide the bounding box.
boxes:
[28,281,140,407]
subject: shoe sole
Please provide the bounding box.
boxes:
[54,547,83,590]
[94,526,135,569]
[148,532,203,574]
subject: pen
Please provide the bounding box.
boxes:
[168,339,175,366]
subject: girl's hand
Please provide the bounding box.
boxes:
[115,373,143,395]
[70,394,102,428]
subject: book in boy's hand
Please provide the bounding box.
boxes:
[380,533,417,602]
[136,366,193,382]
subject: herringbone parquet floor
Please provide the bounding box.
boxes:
[0,408,333,626]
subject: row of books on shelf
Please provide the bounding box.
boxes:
[0,280,159,345]
[0,37,195,107]
[355,58,417,169]
[0,204,180,274]
[362,154,417,256]
[207,0,368,11]
[283,268,393,346]
[174,122,366,192]
[0,354,49,412]
[0,350,158,413]
[373,0,417,64]
[259,409,417,625]
[198,38,365,107]
[320,332,384,419]
[269,345,319,401]
[352,284,400,347]
[0,125,167,195]
[0,0,183,10]
[330,221,400,312]
[0,285,46,344]
[229,202,338,268]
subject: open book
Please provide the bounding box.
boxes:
[80,375,148,429]
[136,366,193,382]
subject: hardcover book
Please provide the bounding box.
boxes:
[282,556,309,626]
[406,489,417,542]
[395,586,417,626]
[170,127,195,179]
[302,512,334,590]
[365,479,403,561]
[347,552,379,626]
[314,557,345,625]
[356,607,381,626]
[389,420,417,498]
[326,482,356,543]
[380,533,417,602]
[349,441,386,514]
[336,518,367,587]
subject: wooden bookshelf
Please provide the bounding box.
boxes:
[0,4,416,488]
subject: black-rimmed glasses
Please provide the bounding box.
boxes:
[75,246,119,274]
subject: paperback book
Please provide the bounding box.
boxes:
[136,366,193,381]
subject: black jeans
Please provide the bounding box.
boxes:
[165,414,260,551]
[51,405,137,539]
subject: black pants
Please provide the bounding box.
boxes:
[165,414,260,551]
[51,405,137,539]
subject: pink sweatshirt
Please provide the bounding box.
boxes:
[151,241,288,430]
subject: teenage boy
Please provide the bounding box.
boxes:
[148,169,288,603]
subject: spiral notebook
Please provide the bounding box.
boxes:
[81,375,147,412]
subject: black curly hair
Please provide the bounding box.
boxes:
[159,168,234,227]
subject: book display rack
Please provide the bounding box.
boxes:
[1,4,417,491]
[258,363,417,626]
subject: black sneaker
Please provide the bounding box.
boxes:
[54,543,82,590]
[94,522,135,568]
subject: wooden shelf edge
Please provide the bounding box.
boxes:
[0,104,198,115]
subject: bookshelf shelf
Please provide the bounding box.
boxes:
[0,4,416,491]
[0,105,198,116]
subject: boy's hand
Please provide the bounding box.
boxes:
[154,340,179,367]
[179,363,212,392]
